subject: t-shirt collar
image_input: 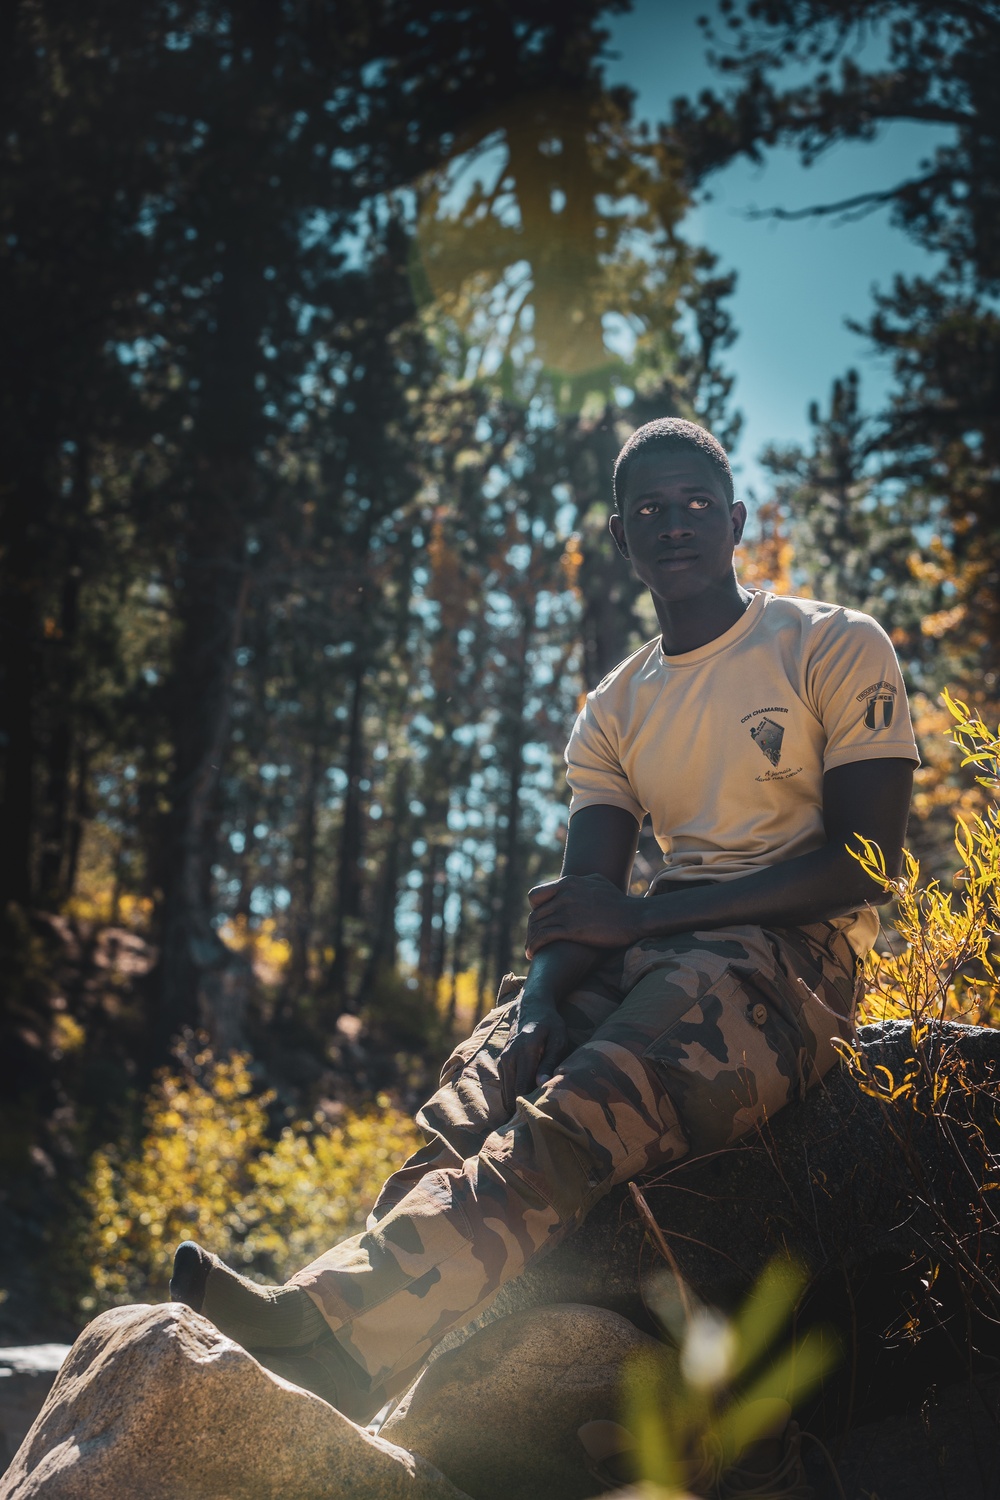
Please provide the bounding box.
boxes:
[657,589,768,668]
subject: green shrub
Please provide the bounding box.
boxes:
[79,1048,420,1312]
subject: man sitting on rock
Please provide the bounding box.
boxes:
[172,417,918,1431]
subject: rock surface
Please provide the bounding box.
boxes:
[805,1377,1000,1499]
[0,1349,69,1469]
[384,1304,663,1500]
[0,1303,469,1500]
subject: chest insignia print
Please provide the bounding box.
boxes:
[749,716,785,767]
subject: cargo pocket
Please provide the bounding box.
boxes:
[438,991,521,1089]
[642,966,805,1155]
[771,922,860,1026]
[746,951,853,1097]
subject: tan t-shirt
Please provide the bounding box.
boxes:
[564,590,920,955]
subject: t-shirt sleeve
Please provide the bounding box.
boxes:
[807,609,920,771]
[564,695,646,824]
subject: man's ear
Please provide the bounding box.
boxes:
[731,501,747,546]
[609,512,629,558]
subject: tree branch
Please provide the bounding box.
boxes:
[744,173,941,224]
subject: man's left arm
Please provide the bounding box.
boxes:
[525,757,914,956]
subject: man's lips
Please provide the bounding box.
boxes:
[656,552,699,569]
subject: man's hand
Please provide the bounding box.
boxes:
[525,872,643,959]
[497,1000,569,1113]
[497,805,642,1108]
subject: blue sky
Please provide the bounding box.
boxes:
[602,0,952,496]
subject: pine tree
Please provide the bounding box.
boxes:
[669,0,1000,671]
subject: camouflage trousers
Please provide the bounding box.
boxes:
[289,921,860,1403]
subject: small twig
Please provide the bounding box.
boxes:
[799,1430,850,1500]
[629,1180,694,1323]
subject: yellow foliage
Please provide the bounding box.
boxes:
[436,967,483,1034]
[909,692,982,824]
[850,691,1000,1043]
[218,915,291,984]
[907,538,991,662]
[65,888,153,931]
[242,1106,422,1277]
[561,532,584,591]
[820,695,1000,1357]
[739,500,797,597]
[51,1012,86,1056]
[921,604,967,639]
[79,1051,420,1311]
[906,543,950,586]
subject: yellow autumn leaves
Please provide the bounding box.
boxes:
[79,1050,420,1311]
[851,690,1000,1034]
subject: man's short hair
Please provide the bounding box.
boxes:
[613,419,734,510]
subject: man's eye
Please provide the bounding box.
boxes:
[689,498,710,510]
[637,504,657,515]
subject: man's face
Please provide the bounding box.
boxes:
[609,447,746,605]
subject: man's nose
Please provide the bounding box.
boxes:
[658,509,694,538]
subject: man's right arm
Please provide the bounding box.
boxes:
[497,804,639,1109]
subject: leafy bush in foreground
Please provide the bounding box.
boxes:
[855,691,1000,1031]
[79,1050,420,1312]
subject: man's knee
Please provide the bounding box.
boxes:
[478,1043,689,1222]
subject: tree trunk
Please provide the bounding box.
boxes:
[0,479,42,907]
[579,537,640,685]
[153,235,260,1061]
[358,759,409,1001]
[231,611,271,923]
[38,444,85,905]
[417,843,439,981]
[446,877,465,1031]
[286,686,325,1000]
[63,741,90,902]
[327,650,367,1012]
[430,855,448,987]
[494,604,534,983]
[474,840,501,1024]
[156,562,252,1059]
